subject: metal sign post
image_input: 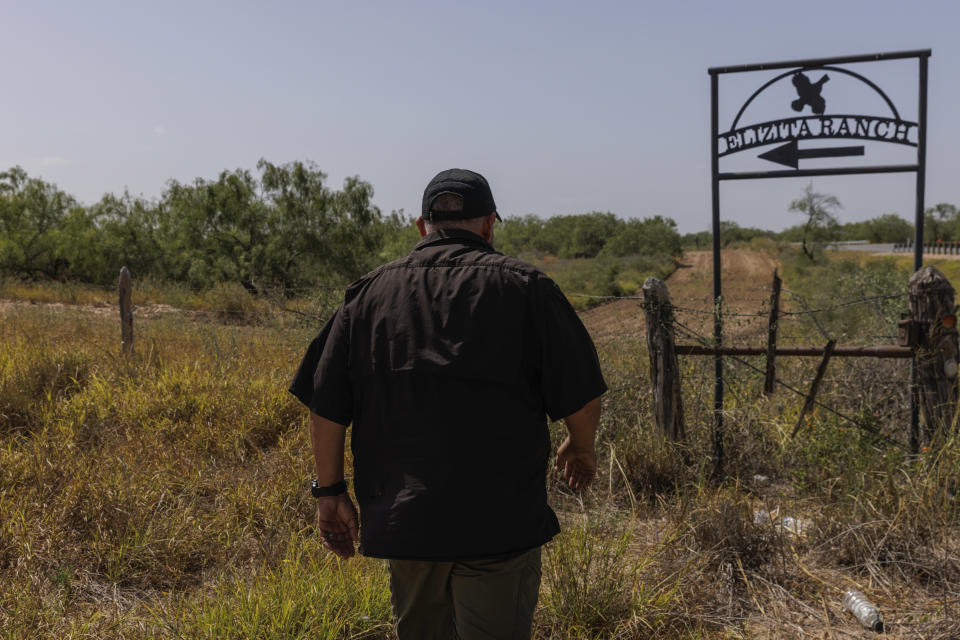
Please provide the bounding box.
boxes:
[708,50,931,469]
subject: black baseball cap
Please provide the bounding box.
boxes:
[422,168,501,222]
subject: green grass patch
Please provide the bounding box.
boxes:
[164,535,391,639]
[529,253,677,310]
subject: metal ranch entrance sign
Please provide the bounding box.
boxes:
[705,50,931,469]
[718,70,920,167]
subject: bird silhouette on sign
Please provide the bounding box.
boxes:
[790,71,829,114]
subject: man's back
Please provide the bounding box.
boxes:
[298,228,605,559]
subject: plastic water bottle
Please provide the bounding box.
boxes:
[843,589,883,632]
[781,516,803,536]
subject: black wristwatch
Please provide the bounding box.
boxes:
[311,478,347,498]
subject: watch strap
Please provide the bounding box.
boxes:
[311,478,347,498]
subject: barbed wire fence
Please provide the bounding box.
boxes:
[571,266,958,473]
[3,263,956,473]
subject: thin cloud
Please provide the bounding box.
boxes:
[152,125,168,137]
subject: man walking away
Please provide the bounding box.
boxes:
[290,168,606,639]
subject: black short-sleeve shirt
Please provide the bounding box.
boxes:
[290,228,607,560]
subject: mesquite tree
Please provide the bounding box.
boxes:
[790,182,841,261]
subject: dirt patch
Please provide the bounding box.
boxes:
[668,249,778,305]
[0,299,192,320]
[0,299,114,316]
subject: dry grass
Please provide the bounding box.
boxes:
[3,253,960,638]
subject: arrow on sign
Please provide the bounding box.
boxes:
[758,140,865,169]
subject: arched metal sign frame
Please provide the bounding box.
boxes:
[708,49,931,469]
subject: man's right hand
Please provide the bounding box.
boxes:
[316,494,360,559]
[555,435,597,490]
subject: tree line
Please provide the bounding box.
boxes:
[0,161,415,290]
[0,163,684,291]
[682,188,957,251]
[498,212,682,260]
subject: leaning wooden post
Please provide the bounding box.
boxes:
[763,270,782,394]
[642,277,685,441]
[119,266,133,354]
[791,339,837,438]
[909,266,959,447]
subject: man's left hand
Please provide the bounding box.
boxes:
[316,494,359,559]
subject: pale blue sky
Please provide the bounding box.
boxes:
[2,1,958,233]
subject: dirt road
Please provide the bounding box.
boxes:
[580,249,779,339]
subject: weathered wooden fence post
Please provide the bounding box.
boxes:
[643,277,685,441]
[790,339,837,438]
[763,270,782,394]
[119,266,133,354]
[909,266,959,447]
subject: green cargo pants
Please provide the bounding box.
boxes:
[388,546,542,640]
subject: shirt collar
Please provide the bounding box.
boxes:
[413,228,493,252]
